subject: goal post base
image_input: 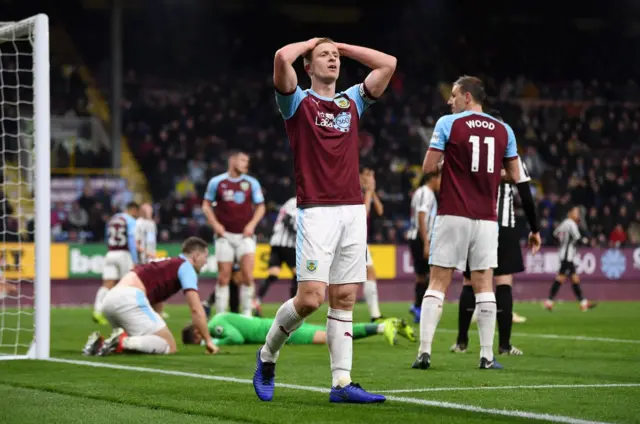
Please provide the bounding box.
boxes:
[0,355,30,361]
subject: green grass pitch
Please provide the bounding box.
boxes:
[0,301,639,423]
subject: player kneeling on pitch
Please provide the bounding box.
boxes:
[181,312,414,347]
[82,237,218,356]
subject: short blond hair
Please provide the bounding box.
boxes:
[303,37,336,67]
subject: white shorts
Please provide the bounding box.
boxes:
[366,245,374,267]
[101,286,166,336]
[102,250,134,281]
[215,232,257,263]
[296,204,367,284]
[429,215,498,272]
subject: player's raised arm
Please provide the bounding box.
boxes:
[274,39,319,94]
[336,43,396,99]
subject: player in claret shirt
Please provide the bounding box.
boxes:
[412,76,540,371]
[82,237,218,356]
[252,37,396,404]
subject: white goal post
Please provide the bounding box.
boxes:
[0,14,50,360]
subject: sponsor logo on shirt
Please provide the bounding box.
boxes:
[314,111,352,133]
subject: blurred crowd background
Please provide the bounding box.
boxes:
[1,0,639,247]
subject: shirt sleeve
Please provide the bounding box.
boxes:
[344,83,377,117]
[248,177,265,204]
[571,221,582,240]
[274,86,306,120]
[504,122,518,159]
[415,190,429,213]
[204,177,220,202]
[208,317,245,345]
[429,116,453,151]
[126,216,138,264]
[553,221,565,239]
[178,261,199,291]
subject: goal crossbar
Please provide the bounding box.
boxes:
[0,16,41,40]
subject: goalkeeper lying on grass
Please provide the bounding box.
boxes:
[182,312,415,346]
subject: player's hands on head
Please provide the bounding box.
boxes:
[306,38,322,51]
[528,232,542,255]
[205,340,219,354]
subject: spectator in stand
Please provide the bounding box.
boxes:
[67,201,89,231]
[609,224,627,248]
[175,174,197,199]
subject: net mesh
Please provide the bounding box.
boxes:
[0,19,36,356]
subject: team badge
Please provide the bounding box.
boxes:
[334,97,350,109]
[240,181,250,191]
[306,260,318,272]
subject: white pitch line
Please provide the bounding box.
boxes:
[438,328,640,344]
[377,383,640,394]
[45,358,609,424]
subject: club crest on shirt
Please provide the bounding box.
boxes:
[334,97,350,109]
[240,181,250,191]
[306,260,318,272]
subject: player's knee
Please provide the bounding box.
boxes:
[556,275,566,283]
[571,275,580,284]
[294,294,323,316]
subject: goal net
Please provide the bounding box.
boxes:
[0,14,50,360]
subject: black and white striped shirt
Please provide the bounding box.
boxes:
[407,185,437,241]
[554,218,581,262]
[269,197,297,248]
[496,156,531,229]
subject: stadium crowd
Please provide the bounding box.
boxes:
[3,5,640,247]
[42,72,640,248]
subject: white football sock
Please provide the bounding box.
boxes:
[419,289,445,355]
[476,291,497,361]
[215,283,229,314]
[94,286,110,313]
[240,284,255,316]
[261,298,303,363]
[327,307,353,388]
[122,335,170,354]
[376,323,385,334]
[364,280,381,319]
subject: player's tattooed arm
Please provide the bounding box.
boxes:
[335,43,397,99]
[274,38,320,94]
